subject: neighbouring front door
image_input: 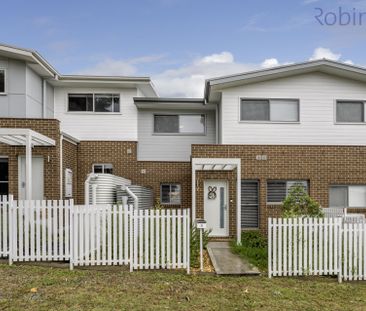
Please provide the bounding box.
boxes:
[204,180,229,237]
[18,156,44,200]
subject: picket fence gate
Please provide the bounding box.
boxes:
[0,196,190,273]
[268,217,366,282]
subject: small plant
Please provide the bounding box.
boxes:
[190,227,211,268]
[231,231,267,271]
[282,184,323,217]
[154,199,163,210]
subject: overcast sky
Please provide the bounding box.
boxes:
[1,0,365,97]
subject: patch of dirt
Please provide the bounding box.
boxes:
[191,250,215,273]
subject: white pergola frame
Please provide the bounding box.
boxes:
[0,128,55,200]
[191,158,241,244]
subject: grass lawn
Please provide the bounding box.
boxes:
[0,264,365,311]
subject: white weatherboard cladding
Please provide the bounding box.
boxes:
[54,87,139,140]
[220,72,366,145]
[137,109,216,161]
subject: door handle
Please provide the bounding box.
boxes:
[21,182,26,188]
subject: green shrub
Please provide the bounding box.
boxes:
[282,184,323,218]
[190,227,211,268]
[231,231,268,271]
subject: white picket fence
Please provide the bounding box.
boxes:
[9,199,71,263]
[131,209,190,271]
[71,204,132,268]
[0,195,10,257]
[268,217,366,282]
[0,196,190,273]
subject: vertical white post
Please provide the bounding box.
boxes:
[191,162,196,222]
[200,227,203,272]
[236,161,241,245]
[268,218,272,278]
[25,133,32,200]
[69,201,74,270]
[8,195,13,265]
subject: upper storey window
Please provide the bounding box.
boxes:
[0,69,5,93]
[68,93,120,113]
[154,114,205,134]
[336,101,364,123]
[240,99,299,122]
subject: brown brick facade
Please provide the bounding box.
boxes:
[0,118,61,200]
[76,141,191,208]
[2,118,366,238]
[192,144,366,235]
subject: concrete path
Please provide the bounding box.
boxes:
[207,241,260,275]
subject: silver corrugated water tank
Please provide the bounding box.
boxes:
[117,185,154,209]
[86,173,132,204]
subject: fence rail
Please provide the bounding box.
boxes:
[0,196,190,273]
[268,217,366,282]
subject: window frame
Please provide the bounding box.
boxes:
[334,100,366,124]
[267,180,308,204]
[329,185,366,208]
[0,69,6,95]
[153,113,207,136]
[67,93,121,114]
[160,183,182,205]
[92,163,114,174]
[239,97,300,124]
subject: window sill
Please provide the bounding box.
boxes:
[0,93,7,96]
[152,133,206,136]
[238,121,300,124]
[334,122,366,125]
[66,112,122,115]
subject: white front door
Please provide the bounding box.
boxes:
[204,180,229,237]
[18,156,44,200]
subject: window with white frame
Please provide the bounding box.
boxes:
[240,99,299,122]
[160,183,181,204]
[0,69,5,93]
[267,180,308,203]
[68,93,120,113]
[336,101,365,123]
[154,114,205,134]
[92,163,113,174]
[0,158,8,195]
[329,185,366,208]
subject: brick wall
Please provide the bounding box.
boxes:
[0,118,61,199]
[192,144,366,234]
[62,139,78,200]
[76,141,191,208]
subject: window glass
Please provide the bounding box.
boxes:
[267,180,308,203]
[179,115,205,133]
[113,96,120,113]
[161,184,171,203]
[329,186,348,207]
[154,115,179,133]
[336,101,364,123]
[270,100,299,122]
[103,164,113,174]
[68,94,93,111]
[0,70,4,93]
[92,164,113,174]
[348,186,366,207]
[0,158,8,196]
[161,184,181,204]
[241,100,269,121]
[95,94,113,112]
